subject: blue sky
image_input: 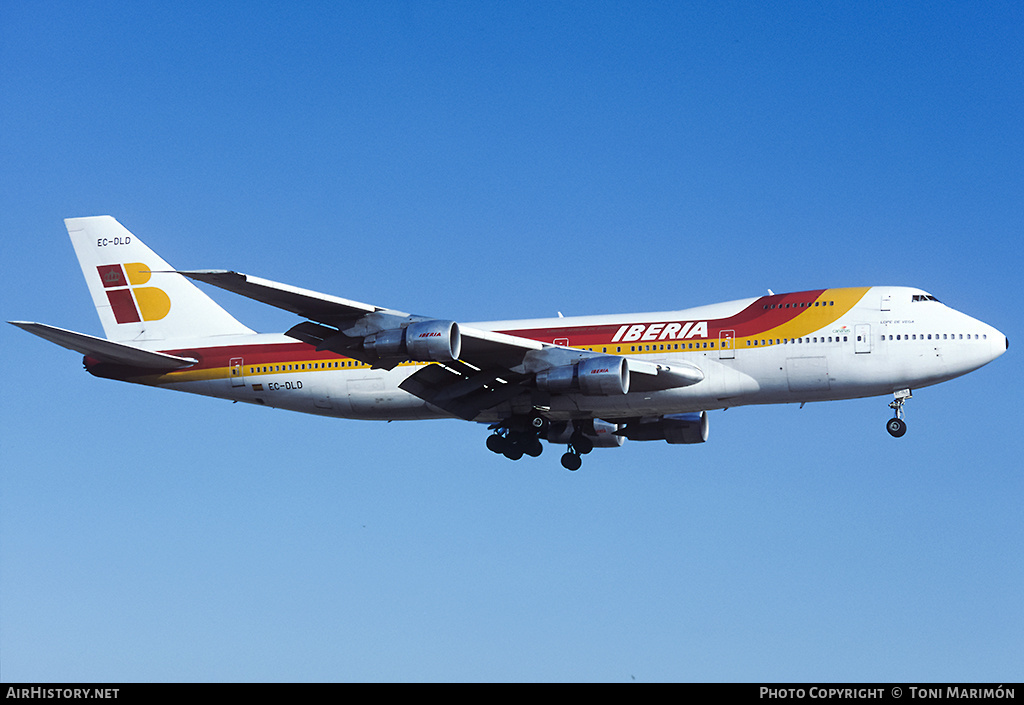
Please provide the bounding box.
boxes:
[2,1,1021,682]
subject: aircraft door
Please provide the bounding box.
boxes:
[719,330,735,359]
[855,325,871,354]
[229,357,245,386]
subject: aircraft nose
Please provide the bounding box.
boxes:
[992,327,1008,358]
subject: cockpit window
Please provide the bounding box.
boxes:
[912,294,941,303]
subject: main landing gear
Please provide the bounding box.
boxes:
[887,389,911,438]
[486,411,547,462]
[559,429,594,471]
[486,429,543,460]
[486,413,596,471]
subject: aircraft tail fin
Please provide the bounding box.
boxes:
[65,216,254,342]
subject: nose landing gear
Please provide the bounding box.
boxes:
[887,389,911,437]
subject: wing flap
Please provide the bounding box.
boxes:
[9,321,198,369]
[399,361,529,420]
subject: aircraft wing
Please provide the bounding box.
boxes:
[178,269,703,419]
[175,270,385,322]
[9,321,198,369]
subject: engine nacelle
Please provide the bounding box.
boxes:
[535,355,629,396]
[363,319,461,362]
[545,419,624,448]
[620,411,709,444]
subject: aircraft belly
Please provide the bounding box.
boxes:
[344,372,440,420]
[786,356,830,393]
[151,367,439,420]
[151,377,214,397]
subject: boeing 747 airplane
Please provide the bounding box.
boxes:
[11,216,1009,469]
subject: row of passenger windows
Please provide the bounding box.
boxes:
[762,300,835,310]
[578,343,717,353]
[883,333,986,341]
[721,333,986,346]
[247,360,369,374]
[747,337,847,346]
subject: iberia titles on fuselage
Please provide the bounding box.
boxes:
[10,216,1008,470]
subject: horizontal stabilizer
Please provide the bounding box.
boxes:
[9,321,197,369]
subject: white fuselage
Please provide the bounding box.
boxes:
[106,286,1006,424]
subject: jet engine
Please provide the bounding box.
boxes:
[545,419,624,448]
[535,355,629,396]
[619,411,709,444]
[363,319,461,362]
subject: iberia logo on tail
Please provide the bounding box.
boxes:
[97,263,170,323]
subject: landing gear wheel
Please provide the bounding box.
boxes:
[886,389,912,438]
[560,452,582,471]
[523,437,544,457]
[486,434,508,454]
[570,433,594,455]
[886,418,907,438]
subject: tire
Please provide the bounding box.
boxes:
[486,434,508,454]
[572,433,594,455]
[887,418,907,438]
[561,452,582,471]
